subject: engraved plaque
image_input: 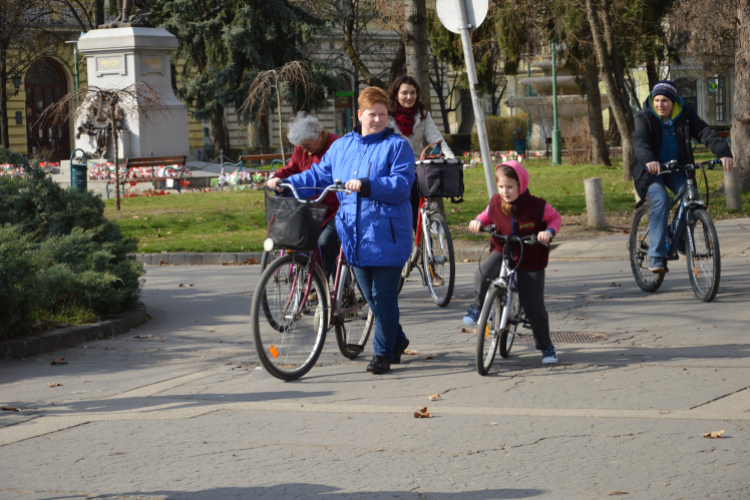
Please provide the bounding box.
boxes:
[142,56,165,74]
[95,55,126,76]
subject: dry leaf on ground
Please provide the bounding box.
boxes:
[621,229,630,234]
[702,430,725,439]
[245,258,260,265]
[425,355,433,360]
[48,383,63,388]
[50,357,67,366]
[609,493,629,496]
[414,407,432,419]
[428,393,441,401]
[83,380,91,383]
[134,334,152,339]
[178,283,194,288]
[403,349,418,355]
[610,282,621,287]
[109,452,125,456]
[2,406,20,411]
[461,327,477,333]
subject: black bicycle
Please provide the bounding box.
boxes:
[628,159,722,302]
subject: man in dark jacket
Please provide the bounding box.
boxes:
[631,80,734,273]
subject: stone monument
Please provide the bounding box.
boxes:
[75,17,189,160]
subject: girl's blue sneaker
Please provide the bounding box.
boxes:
[542,345,558,364]
[463,305,481,326]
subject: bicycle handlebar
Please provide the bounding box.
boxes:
[645,159,721,174]
[480,225,549,248]
[277,179,350,202]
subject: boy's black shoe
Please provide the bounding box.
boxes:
[392,338,410,364]
[367,355,391,374]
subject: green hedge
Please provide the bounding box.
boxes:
[0,148,143,340]
[471,114,529,152]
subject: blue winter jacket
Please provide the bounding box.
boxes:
[283,125,415,268]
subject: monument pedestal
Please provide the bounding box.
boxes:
[76,28,189,159]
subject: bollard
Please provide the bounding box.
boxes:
[584,177,606,229]
[724,165,742,210]
[69,148,88,192]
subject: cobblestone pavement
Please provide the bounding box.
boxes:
[2,227,750,499]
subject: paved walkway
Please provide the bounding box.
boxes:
[1,220,749,499]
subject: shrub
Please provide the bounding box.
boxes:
[443,134,472,155]
[0,168,143,341]
[471,114,529,152]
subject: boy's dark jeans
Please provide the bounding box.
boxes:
[472,251,552,350]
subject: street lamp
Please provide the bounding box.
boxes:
[550,41,561,165]
[5,74,21,99]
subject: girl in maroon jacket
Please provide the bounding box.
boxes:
[463,161,562,364]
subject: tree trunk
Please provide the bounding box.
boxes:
[209,106,230,158]
[111,97,121,211]
[0,58,8,149]
[274,78,285,164]
[343,7,385,88]
[585,54,611,166]
[585,0,634,181]
[404,0,431,111]
[258,111,270,154]
[645,58,659,92]
[733,0,750,195]
[388,39,406,87]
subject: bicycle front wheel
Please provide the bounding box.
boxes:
[250,253,328,380]
[629,205,665,293]
[476,287,504,376]
[686,209,721,302]
[499,291,520,358]
[334,264,374,359]
[423,213,455,307]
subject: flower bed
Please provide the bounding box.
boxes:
[88,163,193,181]
[1,161,59,178]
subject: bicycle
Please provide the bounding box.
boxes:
[628,159,722,302]
[250,181,374,380]
[474,226,547,376]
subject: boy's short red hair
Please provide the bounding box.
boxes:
[358,87,389,111]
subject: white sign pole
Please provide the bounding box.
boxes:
[454,0,496,198]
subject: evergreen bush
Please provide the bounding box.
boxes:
[471,114,529,152]
[0,151,143,341]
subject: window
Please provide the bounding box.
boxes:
[715,77,725,122]
[674,76,698,112]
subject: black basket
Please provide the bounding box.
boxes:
[415,158,465,201]
[265,192,327,251]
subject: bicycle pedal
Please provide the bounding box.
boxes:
[345,344,363,353]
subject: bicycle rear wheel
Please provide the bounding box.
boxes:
[686,209,721,302]
[334,263,374,359]
[423,212,455,307]
[499,292,520,358]
[629,205,665,293]
[476,287,504,376]
[251,253,328,380]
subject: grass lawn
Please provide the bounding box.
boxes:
[105,154,750,253]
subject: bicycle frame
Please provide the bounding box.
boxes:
[405,197,441,285]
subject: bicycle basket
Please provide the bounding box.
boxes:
[415,158,465,200]
[265,191,327,251]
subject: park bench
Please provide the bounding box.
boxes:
[105,155,188,199]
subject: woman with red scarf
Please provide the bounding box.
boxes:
[387,75,455,230]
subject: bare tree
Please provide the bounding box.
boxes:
[41,83,166,210]
[241,61,320,164]
[429,55,462,134]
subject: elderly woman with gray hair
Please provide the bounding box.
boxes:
[267,112,341,277]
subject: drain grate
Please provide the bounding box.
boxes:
[517,331,609,344]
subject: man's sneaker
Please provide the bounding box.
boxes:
[392,338,410,364]
[542,345,558,364]
[367,355,391,374]
[648,257,666,274]
[463,305,481,326]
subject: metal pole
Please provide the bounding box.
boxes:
[551,41,562,165]
[454,0,496,198]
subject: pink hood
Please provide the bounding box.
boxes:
[495,160,529,194]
